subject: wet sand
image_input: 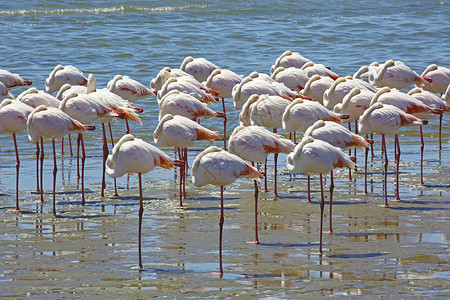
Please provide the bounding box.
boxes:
[0,117,449,298]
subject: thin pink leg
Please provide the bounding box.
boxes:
[40,137,44,203]
[12,134,20,211]
[80,133,86,205]
[329,170,334,233]
[420,125,424,185]
[109,123,119,197]
[382,134,389,207]
[35,143,40,193]
[52,139,57,215]
[319,173,324,255]
[138,173,144,269]
[101,123,108,197]
[219,186,224,274]
[394,134,401,201]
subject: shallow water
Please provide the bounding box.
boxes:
[1,1,450,298]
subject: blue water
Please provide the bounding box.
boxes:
[0,1,449,298]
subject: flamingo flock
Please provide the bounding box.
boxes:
[0,52,449,274]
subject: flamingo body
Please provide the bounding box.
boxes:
[107,75,153,103]
[420,64,450,94]
[158,90,216,121]
[45,65,87,94]
[180,56,219,83]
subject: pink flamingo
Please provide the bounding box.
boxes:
[419,64,450,95]
[301,61,340,80]
[368,59,431,90]
[107,74,153,103]
[45,65,87,94]
[270,50,312,74]
[271,66,310,92]
[0,68,32,88]
[304,120,369,232]
[153,114,221,207]
[27,105,95,215]
[286,136,355,255]
[180,56,219,83]
[300,75,335,104]
[358,103,425,206]
[106,134,174,269]
[0,99,34,211]
[228,125,294,243]
[192,146,264,274]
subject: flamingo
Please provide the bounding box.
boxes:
[0,82,14,100]
[286,136,355,255]
[228,125,294,242]
[204,68,243,149]
[191,146,264,274]
[239,94,291,129]
[300,75,335,104]
[368,59,431,90]
[270,50,312,74]
[59,92,120,203]
[371,87,443,185]
[154,114,221,207]
[323,77,377,110]
[358,103,424,206]
[150,67,192,93]
[180,56,219,82]
[419,64,450,95]
[157,77,217,105]
[0,99,34,211]
[248,71,300,100]
[301,61,340,80]
[0,68,32,88]
[45,65,87,94]
[408,87,450,181]
[239,94,292,193]
[271,67,310,92]
[27,105,95,215]
[332,87,374,124]
[282,99,345,141]
[303,120,369,231]
[106,134,174,269]
[86,74,142,196]
[107,74,153,103]
[158,90,217,121]
[233,76,302,110]
[352,62,380,83]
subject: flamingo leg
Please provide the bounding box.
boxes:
[109,123,119,197]
[222,97,227,151]
[329,170,334,233]
[219,186,224,274]
[77,134,81,179]
[101,123,109,197]
[420,125,424,185]
[439,114,442,150]
[61,137,64,156]
[138,173,144,269]
[319,173,324,255]
[68,134,73,157]
[35,143,40,193]
[273,128,278,197]
[125,119,130,134]
[382,134,389,207]
[40,137,44,203]
[364,146,369,194]
[52,139,57,215]
[80,133,86,205]
[264,159,268,193]
[178,147,183,207]
[394,134,401,201]
[347,123,352,181]
[253,179,260,244]
[183,148,187,197]
[370,133,374,160]
[307,175,311,202]
[12,133,20,211]
[274,153,278,197]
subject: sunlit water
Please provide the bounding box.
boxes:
[0,1,449,298]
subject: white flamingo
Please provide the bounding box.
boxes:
[45,64,87,94]
[191,146,264,274]
[106,134,174,269]
[286,136,355,255]
[0,99,34,211]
